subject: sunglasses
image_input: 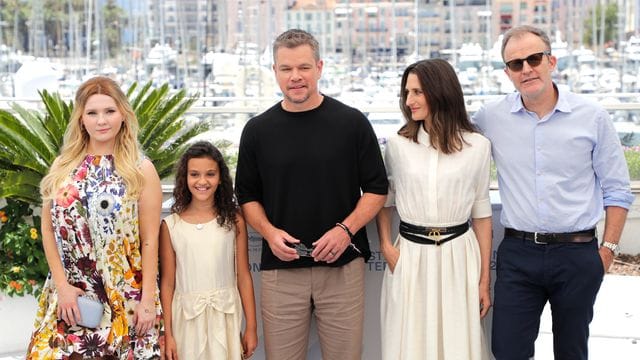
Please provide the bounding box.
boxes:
[504,51,551,72]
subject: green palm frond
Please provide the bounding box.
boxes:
[39,90,73,149]
[142,91,197,150]
[0,108,57,169]
[128,82,206,178]
[135,84,170,133]
[0,112,52,173]
[125,82,139,98]
[0,95,70,204]
[129,81,152,110]
[0,169,43,203]
[150,121,212,179]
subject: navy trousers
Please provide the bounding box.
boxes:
[491,236,604,360]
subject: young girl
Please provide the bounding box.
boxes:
[160,141,257,360]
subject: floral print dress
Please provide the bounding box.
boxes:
[28,155,161,359]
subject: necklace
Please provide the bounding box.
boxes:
[182,209,216,231]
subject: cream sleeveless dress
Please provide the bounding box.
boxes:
[164,213,243,360]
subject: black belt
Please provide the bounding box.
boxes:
[399,221,470,246]
[504,228,596,244]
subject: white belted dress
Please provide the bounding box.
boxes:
[380,129,492,360]
[164,213,243,360]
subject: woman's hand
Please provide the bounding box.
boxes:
[56,283,85,326]
[479,281,492,319]
[381,243,400,273]
[241,329,258,359]
[134,298,156,335]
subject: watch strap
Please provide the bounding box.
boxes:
[600,241,619,255]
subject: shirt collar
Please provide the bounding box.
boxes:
[417,122,431,146]
[554,85,572,113]
[509,83,571,115]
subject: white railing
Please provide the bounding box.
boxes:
[3,94,640,195]
[3,93,640,112]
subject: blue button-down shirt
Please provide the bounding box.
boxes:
[473,86,633,233]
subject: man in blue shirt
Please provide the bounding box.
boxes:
[473,25,634,360]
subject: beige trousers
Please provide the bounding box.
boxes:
[260,258,365,360]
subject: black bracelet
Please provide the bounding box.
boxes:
[335,222,354,239]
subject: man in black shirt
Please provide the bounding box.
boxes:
[235,29,388,359]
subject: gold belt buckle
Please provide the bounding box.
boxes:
[428,228,442,245]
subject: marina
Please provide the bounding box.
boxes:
[1,2,640,359]
[4,36,640,149]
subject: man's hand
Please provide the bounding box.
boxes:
[312,226,350,263]
[265,228,300,261]
[598,246,615,273]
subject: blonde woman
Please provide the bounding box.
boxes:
[28,76,162,359]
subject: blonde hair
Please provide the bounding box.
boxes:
[40,76,144,201]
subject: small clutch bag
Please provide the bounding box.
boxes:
[77,296,105,328]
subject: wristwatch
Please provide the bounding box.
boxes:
[600,241,619,256]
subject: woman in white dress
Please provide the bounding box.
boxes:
[377,59,493,360]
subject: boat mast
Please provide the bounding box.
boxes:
[30,0,47,57]
[85,0,92,76]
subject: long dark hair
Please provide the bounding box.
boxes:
[171,141,237,230]
[398,59,476,154]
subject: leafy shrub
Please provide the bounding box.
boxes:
[624,146,640,181]
[0,199,48,296]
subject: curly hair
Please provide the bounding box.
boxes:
[171,141,237,230]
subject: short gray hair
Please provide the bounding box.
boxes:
[501,25,551,60]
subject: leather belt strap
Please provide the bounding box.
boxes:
[504,228,596,244]
[399,221,470,246]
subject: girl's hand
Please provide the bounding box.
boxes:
[56,283,85,326]
[163,334,179,360]
[241,329,258,359]
[134,299,156,335]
